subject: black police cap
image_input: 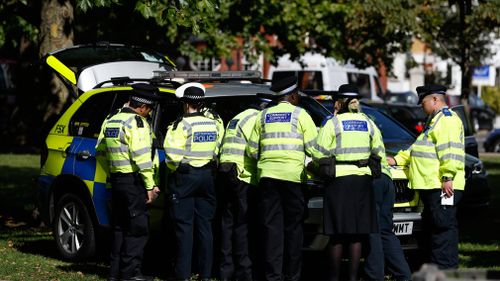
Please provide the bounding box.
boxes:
[130,83,159,105]
[270,76,298,97]
[333,84,361,99]
[416,84,447,104]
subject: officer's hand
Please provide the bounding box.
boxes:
[387,156,396,166]
[146,186,161,204]
[442,181,454,198]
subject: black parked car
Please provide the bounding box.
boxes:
[383,91,419,104]
[361,100,427,135]
[446,94,495,131]
[484,128,500,152]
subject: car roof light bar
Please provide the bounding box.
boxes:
[153,70,262,80]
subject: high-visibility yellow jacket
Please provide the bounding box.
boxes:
[246,101,318,183]
[203,108,225,151]
[314,112,385,177]
[164,112,223,171]
[394,107,465,190]
[220,108,259,185]
[95,107,156,190]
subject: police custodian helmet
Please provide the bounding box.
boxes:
[334,84,362,99]
[270,76,298,97]
[416,84,447,104]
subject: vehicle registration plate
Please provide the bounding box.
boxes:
[393,221,413,236]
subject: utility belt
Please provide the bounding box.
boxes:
[110,171,139,179]
[313,153,382,181]
[173,161,216,186]
[176,161,216,173]
[336,159,369,167]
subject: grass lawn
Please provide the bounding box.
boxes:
[0,153,499,280]
[457,154,500,270]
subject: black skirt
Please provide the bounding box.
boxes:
[323,175,378,235]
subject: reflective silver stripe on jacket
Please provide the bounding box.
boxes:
[314,143,331,155]
[223,136,247,145]
[414,139,435,147]
[110,159,131,167]
[262,132,303,139]
[440,153,465,163]
[261,144,304,152]
[165,147,214,158]
[331,116,342,152]
[335,147,372,155]
[411,151,437,159]
[132,147,150,158]
[247,140,259,149]
[372,146,384,155]
[107,146,128,154]
[137,161,153,169]
[107,119,132,129]
[291,107,302,133]
[221,147,246,156]
[304,139,316,150]
[436,142,464,152]
[235,111,258,138]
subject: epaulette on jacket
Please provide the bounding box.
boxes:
[135,115,144,128]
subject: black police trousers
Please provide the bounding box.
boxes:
[259,177,304,281]
[218,164,255,281]
[109,172,149,279]
[168,165,216,280]
[364,174,411,281]
[420,189,463,269]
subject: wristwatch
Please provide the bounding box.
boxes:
[441,176,453,182]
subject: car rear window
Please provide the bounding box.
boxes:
[51,45,174,72]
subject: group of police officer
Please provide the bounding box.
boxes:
[96,76,465,281]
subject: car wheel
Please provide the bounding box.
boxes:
[53,193,96,261]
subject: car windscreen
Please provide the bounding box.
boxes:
[298,95,331,126]
[361,106,415,143]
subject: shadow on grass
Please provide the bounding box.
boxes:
[460,250,500,268]
[13,231,61,260]
[56,263,109,279]
[0,165,39,224]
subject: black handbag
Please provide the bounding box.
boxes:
[368,153,382,178]
[317,156,336,181]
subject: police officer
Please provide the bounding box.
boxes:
[218,99,269,281]
[388,84,465,269]
[246,76,318,281]
[164,82,224,281]
[364,149,411,280]
[313,84,382,281]
[96,83,161,281]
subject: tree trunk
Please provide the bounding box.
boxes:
[39,0,74,121]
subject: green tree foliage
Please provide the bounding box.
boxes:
[412,0,500,99]
[482,86,500,114]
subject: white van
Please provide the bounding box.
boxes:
[267,52,384,101]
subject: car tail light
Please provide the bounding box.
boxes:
[414,122,424,133]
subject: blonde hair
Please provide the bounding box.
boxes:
[348,98,360,113]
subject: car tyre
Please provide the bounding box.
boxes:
[53,193,96,261]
